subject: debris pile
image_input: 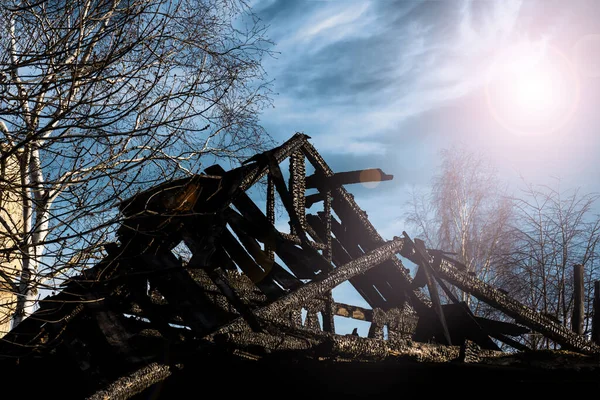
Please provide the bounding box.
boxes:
[1,133,599,398]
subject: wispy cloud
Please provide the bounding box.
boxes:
[299,2,371,41]
[257,0,524,155]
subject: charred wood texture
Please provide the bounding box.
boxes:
[302,141,431,315]
[572,264,584,335]
[411,237,451,345]
[307,214,387,308]
[266,174,275,260]
[594,281,600,345]
[289,149,307,233]
[434,256,600,354]
[4,133,600,400]
[212,238,405,335]
[305,168,393,189]
[237,132,309,191]
[88,362,172,400]
[334,302,373,321]
[142,253,228,334]
[215,330,318,353]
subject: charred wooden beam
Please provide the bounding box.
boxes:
[214,330,318,353]
[301,141,388,244]
[306,213,387,308]
[415,244,502,350]
[219,325,499,364]
[474,317,530,336]
[0,246,129,357]
[329,216,408,309]
[334,302,374,321]
[324,198,432,312]
[289,149,306,233]
[265,152,324,269]
[434,255,600,354]
[226,208,321,280]
[126,291,183,342]
[410,237,451,345]
[594,281,600,345]
[323,192,333,265]
[572,264,584,335]
[279,232,327,250]
[321,294,335,333]
[211,238,406,336]
[301,143,429,312]
[206,267,263,333]
[182,227,263,332]
[304,310,321,331]
[87,362,172,400]
[490,332,531,352]
[266,174,275,260]
[320,334,471,362]
[209,164,330,279]
[305,192,325,208]
[236,132,310,191]
[84,293,142,364]
[219,228,284,299]
[225,210,304,288]
[368,321,384,340]
[404,244,522,350]
[305,168,393,189]
[142,253,229,334]
[321,189,335,333]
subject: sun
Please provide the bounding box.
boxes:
[485,41,579,135]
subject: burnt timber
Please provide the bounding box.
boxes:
[1,133,600,398]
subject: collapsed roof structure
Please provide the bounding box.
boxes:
[1,133,599,398]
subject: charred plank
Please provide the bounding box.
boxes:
[434,254,600,354]
[305,168,393,189]
[211,238,405,336]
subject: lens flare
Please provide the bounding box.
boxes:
[485,42,580,136]
[573,34,600,78]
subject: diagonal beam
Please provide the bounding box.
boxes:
[408,235,452,345]
[301,141,431,314]
[237,133,309,191]
[306,213,387,308]
[433,253,600,354]
[209,238,406,336]
[490,332,531,352]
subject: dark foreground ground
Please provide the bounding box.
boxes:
[133,354,600,399]
[4,347,599,398]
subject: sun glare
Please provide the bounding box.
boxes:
[485,42,579,135]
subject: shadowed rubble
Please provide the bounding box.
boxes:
[1,133,599,398]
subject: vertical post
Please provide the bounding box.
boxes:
[321,190,335,333]
[288,150,306,235]
[324,190,333,263]
[265,174,275,261]
[593,281,600,344]
[572,264,584,335]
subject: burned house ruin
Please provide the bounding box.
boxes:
[1,133,599,398]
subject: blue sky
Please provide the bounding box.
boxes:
[248,0,600,334]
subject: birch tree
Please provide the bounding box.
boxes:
[405,146,513,313]
[0,0,272,329]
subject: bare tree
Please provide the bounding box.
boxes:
[0,0,273,331]
[496,180,600,349]
[405,146,513,312]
